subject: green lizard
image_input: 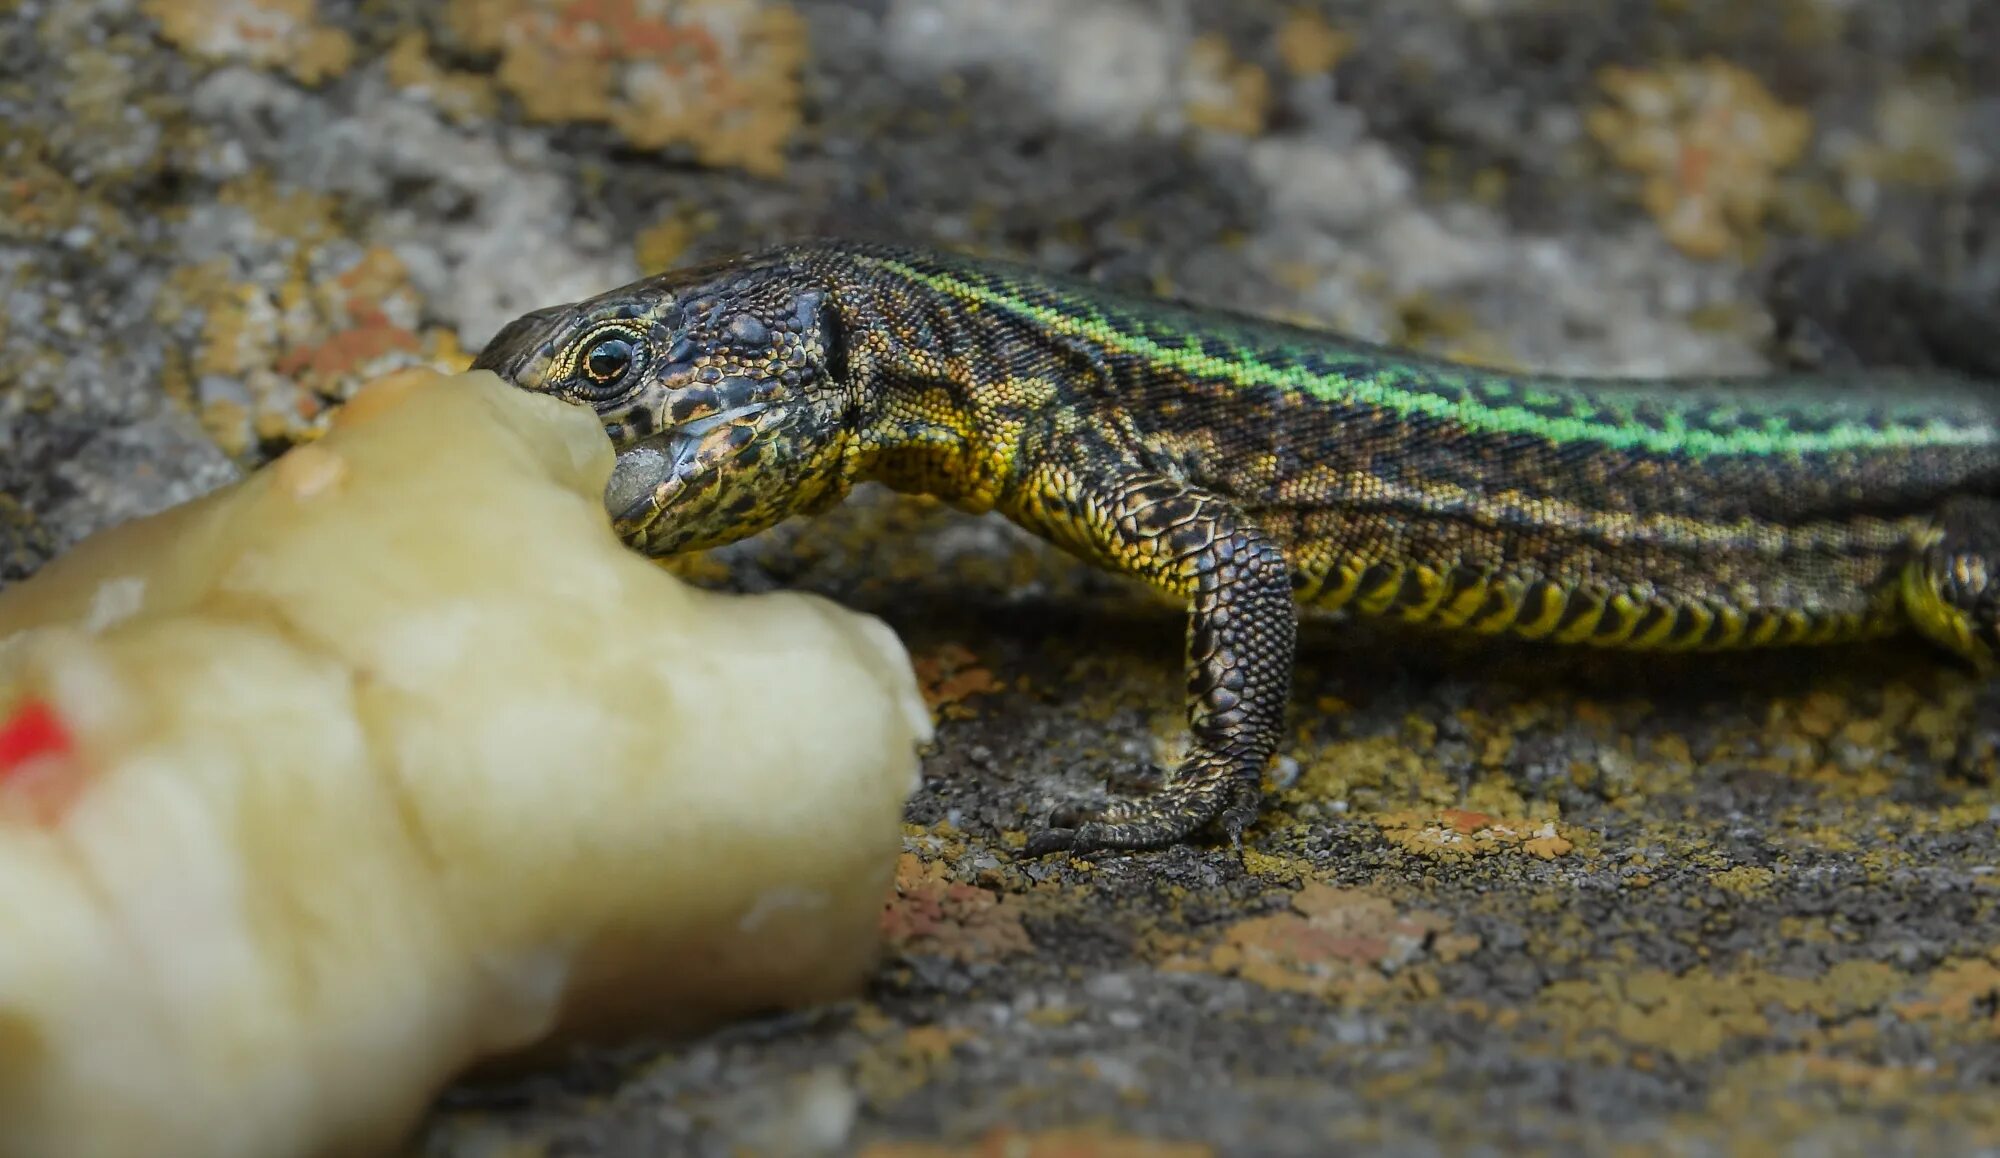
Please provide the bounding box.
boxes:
[471,240,2000,856]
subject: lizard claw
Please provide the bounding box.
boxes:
[1217,778,1263,848]
[1022,796,1224,858]
[1023,799,1108,857]
[1047,797,1110,830]
[1022,757,1261,858]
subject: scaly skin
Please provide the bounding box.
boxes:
[472,240,2000,856]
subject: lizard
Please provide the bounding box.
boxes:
[470,239,2000,857]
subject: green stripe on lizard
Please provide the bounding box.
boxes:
[864,254,1999,459]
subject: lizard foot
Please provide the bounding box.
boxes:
[1023,757,1254,857]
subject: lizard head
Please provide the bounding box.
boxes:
[472,253,854,555]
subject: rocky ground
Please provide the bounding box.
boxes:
[4,0,1999,1154]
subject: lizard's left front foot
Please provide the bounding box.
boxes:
[1023,751,1264,856]
[1908,495,2000,782]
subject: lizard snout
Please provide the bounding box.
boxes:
[471,303,577,387]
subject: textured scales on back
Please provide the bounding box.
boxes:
[473,238,2000,856]
[838,243,2000,457]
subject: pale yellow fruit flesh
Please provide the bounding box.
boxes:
[0,370,932,1158]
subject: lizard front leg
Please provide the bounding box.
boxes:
[1899,495,2000,778]
[1012,467,1297,855]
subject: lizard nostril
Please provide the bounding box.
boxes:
[471,305,575,378]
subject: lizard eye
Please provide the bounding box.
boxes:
[570,326,647,401]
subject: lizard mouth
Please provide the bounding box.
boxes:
[604,402,772,529]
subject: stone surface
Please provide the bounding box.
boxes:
[3,0,1998,1154]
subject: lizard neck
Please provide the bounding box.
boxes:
[823,258,1043,515]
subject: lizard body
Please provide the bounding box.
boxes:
[473,240,2000,855]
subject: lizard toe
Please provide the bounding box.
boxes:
[1047,796,1112,830]
[1023,825,1081,857]
[1217,785,1263,848]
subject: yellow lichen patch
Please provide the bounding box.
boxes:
[1288,732,1446,807]
[1789,689,1851,739]
[1164,882,1477,1004]
[848,1019,984,1107]
[1272,9,1351,77]
[1705,1053,1916,1125]
[194,398,252,458]
[1894,950,2000,1028]
[1458,775,1543,820]
[142,0,355,85]
[899,820,975,868]
[1587,58,1813,259]
[1700,1052,2000,1151]
[219,177,343,248]
[1238,849,1315,884]
[1913,677,1983,762]
[1538,960,1908,1064]
[1182,34,1269,136]
[1909,800,2000,838]
[912,643,1003,721]
[899,1024,974,1065]
[1374,809,1576,862]
[272,247,431,392]
[57,47,168,185]
[1787,757,1898,800]
[0,154,112,244]
[880,853,1033,964]
[1775,915,1839,946]
[384,31,498,124]
[1708,864,1778,898]
[156,182,470,454]
[861,1129,1213,1158]
[1757,680,1951,797]
[1780,821,1861,853]
[443,0,807,176]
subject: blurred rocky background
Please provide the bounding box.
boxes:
[3,1,1999,1154]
